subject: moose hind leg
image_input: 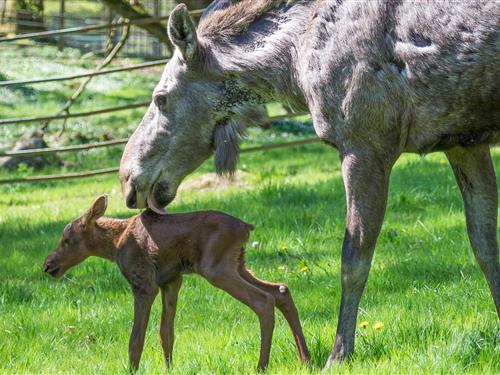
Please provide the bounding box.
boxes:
[238,266,310,363]
[446,145,500,317]
[204,266,276,371]
[159,277,183,367]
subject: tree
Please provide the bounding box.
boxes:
[99,0,171,50]
[15,0,45,33]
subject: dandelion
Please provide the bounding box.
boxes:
[439,159,447,165]
[359,321,369,329]
[373,322,384,330]
[300,265,309,273]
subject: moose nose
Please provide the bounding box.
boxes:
[122,176,138,209]
[126,187,137,209]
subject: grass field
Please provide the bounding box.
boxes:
[1,146,499,374]
[1,45,499,374]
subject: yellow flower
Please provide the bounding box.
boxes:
[373,322,384,330]
[278,265,286,271]
[359,321,369,329]
[439,159,447,165]
[300,265,309,273]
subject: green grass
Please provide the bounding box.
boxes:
[1,146,499,374]
[0,44,499,374]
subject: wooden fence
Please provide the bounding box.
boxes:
[0,6,316,185]
[0,1,203,58]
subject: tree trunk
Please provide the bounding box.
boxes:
[15,0,45,34]
[99,0,171,53]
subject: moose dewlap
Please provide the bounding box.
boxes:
[43,195,310,371]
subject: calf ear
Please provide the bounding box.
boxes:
[168,4,198,61]
[84,195,108,224]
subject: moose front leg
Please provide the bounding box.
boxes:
[159,277,183,367]
[325,150,393,369]
[129,290,158,372]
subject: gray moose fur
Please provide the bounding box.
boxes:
[120,0,500,368]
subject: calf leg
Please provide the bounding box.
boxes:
[159,277,183,367]
[325,150,393,369]
[129,290,158,372]
[238,266,310,363]
[446,145,500,317]
[203,266,275,371]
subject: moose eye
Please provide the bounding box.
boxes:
[154,93,167,111]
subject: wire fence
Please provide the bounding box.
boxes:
[0,5,315,186]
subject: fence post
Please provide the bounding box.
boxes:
[1,0,7,24]
[104,6,115,55]
[153,0,161,57]
[58,0,65,51]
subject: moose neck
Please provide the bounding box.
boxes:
[202,1,311,112]
[92,218,131,261]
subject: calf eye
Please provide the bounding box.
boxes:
[154,94,167,111]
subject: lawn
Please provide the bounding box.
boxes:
[0,45,499,374]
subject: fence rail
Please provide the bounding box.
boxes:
[0,113,310,157]
[0,9,205,43]
[0,138,128,158]
[0,138,320,185]
[0,59,169,87]
[0,6,315,187]
[0,101,149,126]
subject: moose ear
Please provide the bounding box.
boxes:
[168,4,198,61]
[84,195,108,224]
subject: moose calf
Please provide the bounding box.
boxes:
[43,195,310,371]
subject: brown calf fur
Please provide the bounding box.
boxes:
[43,195,310,371]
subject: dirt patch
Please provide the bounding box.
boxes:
[179,171,249,192]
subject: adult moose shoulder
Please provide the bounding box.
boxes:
[119,0,500,369]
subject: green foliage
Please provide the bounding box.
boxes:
[16,0,44,14]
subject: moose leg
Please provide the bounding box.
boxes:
[325,151,393,369]
[159,277,183,367]
[238,266,310,363]
[204,267,275,371]
[446,145,500,317]
[129,290,158,372]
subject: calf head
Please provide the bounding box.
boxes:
[43,195,108,278]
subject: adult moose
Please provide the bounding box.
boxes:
[119,0,500,369]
